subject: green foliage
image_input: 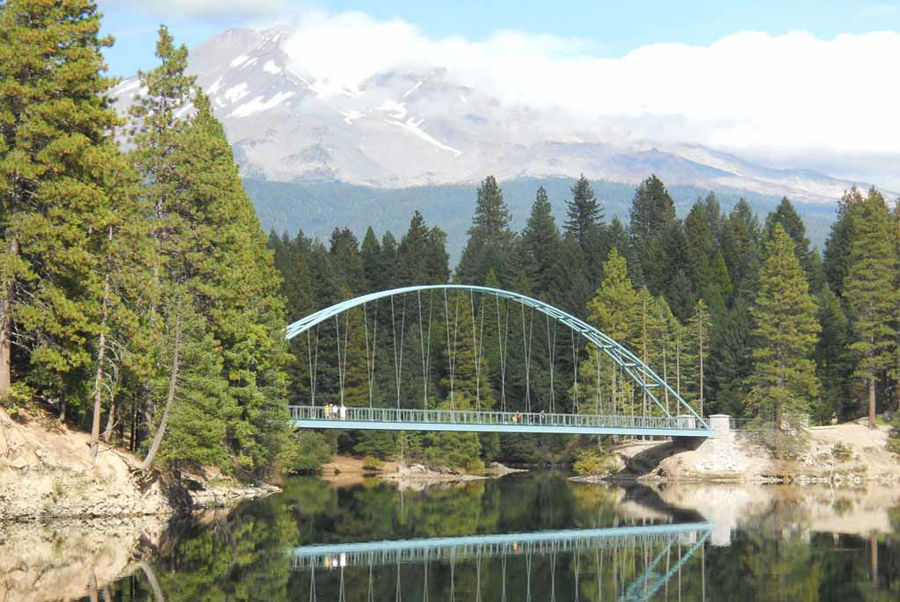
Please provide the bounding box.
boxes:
[521,186,562,299]
[831,442,853,463]
[844,188,899,420]
[361,456,382,472]
[573,447,617,476]
[426,431,482,470]
[354,431,398,459]
[565,175,604,247]
[746,225,820,453]
[281,431,334,473]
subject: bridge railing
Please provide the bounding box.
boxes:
[287,405,703,431]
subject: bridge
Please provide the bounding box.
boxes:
[293,521,713,601]
[285,285,712,438]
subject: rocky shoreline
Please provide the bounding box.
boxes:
[0,408,279,522]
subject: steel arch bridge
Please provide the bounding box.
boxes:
[285,285,712,438]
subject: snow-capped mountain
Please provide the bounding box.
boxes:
[111,26,882,203]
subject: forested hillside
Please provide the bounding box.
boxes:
[246,177,839,261]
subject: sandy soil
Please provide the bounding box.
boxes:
[0,408,169,520]
[611,420,900,483]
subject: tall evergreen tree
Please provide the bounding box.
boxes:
[721,199,761,295]
[684,299,712,416]
[0,0,147,456]
[629,174,678,294]
[456,176,514,285]
[746,225,820,452]
[823,186,865,297]
[521,186,562,299]
[131,30,289,475]
[564,175,603,247]
[765,197,824,292]
[360,226,382,292]
[814,288,855,422]
[844,188,899,428]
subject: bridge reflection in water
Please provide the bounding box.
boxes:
[293,521,713,601]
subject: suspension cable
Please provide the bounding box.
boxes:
[443,290,454,410]
[571,329,579,414]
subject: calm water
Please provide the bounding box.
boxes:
[66,472,900,600]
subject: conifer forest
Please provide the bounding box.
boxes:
[2,1,899,477]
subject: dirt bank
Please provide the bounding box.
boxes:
[608,419,900,483]
[0,408,277,520]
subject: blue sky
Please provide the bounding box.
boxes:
[99,1,900,76]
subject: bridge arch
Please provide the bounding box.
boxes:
[286,284,707,428]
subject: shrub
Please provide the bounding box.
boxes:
[362,456,382,472]
[831,442,853,463]
[573,448,616,476]
[282,431,334,474]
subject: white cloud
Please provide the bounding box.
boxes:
[280,12,900,172]
[118,0,287,19]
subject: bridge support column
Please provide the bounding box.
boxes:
[709,414,731,436]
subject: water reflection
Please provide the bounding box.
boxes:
[294,522,713,601]
[35,473,900,600]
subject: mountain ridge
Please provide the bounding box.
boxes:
[110,26,891,204]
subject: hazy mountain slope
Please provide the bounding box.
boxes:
[110,26,887,204]
[248,177,837,260]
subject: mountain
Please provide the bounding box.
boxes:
[111,26,885,205]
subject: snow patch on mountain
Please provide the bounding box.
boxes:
[223,83,250,103]
[230,92,295,117]
[108,26,889,202]
[262,60,282,75]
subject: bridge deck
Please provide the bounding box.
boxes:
[287,406,714,437]
[291,522,714,569]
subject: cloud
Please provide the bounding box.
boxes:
[281,12,900,168]
[118,0,288,19]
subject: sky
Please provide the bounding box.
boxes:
[97,1,900,188]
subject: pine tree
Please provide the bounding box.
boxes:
[844,188,899,428]
[684,299,712,416]
[131,30,289,475]
[823,187,865,297]
[360,227,382,292]
[746,225,820,452]
[586,249,637,343]
[456,176,514,285]
[564,175,603,247]
[0,1,149,453]
[584,249,639,416]
[721,199,761,294]
[629,174,678,294]
[765,197,824,292]
[521,186,561,299]
[814,288,855,422]
[329,227,365,295]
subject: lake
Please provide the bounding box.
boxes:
[22,472,900,600]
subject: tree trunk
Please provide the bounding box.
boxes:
[102,395,116,443]
[90,265,111,459]
[0,237,18,399]
[699,327,704,417]
[868,377,876,429]
[142,314,182,471]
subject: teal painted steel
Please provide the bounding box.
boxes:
[292,521,714,562]
[285,285,709,429]
[287,405,714,437]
